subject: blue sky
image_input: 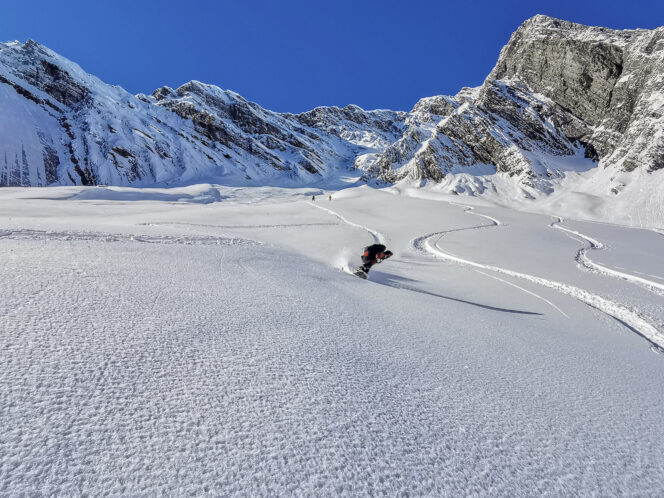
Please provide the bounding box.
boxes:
[1,0,662,112]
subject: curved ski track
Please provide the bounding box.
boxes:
[306,202,384,244]
[309,201,663,351]
[412,208,664,352]
[551,217,664,296]
[311,203,549,316]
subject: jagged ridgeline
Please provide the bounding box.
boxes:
[0,15,662,192]
[0,39,405,187]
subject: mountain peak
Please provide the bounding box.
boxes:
[526,14,566,25]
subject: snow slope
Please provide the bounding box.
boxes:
[1,184,663,495]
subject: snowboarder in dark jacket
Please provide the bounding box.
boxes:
[357,243,393,276]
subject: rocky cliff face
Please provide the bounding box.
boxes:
[0,15,662,208]
[489,15,664,174]
[368,15,664,189]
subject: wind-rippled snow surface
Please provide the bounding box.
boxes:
[1,185,663,496]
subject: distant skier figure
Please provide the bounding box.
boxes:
[312,195,316,201]
[353,244,393,279]
[328,195,332,201]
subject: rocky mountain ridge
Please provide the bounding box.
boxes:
[0,15,662,221]
[0,39,406,187]
[368,15,663,188]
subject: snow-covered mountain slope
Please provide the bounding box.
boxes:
[0,39,405,187]
[0,39,215,186]
[146,82,406,183]
[367,80,594,184]
[0,15,663,227]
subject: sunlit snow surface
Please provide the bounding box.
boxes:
[1,184,663,495]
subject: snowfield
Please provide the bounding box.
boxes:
[1,183,663,496]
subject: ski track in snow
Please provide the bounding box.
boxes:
[457,205,503,227]
[0,228,257,246]
[473,269,570,319]
[406,204,566,313]
[306,202,663,351]
[550,217,664,296]
[306,202,384,244]
[411,208,664,352]
[141,221,339,229]
[309,202,550,315]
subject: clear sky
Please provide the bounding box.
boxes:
[1,0,662,112]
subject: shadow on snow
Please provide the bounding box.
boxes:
[371,271,544,316]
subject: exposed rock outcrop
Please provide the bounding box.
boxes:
[369,15,663,185]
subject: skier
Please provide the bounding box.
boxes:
[329,195,332,201]
[312,195,316,201]
[353,243,393,279]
